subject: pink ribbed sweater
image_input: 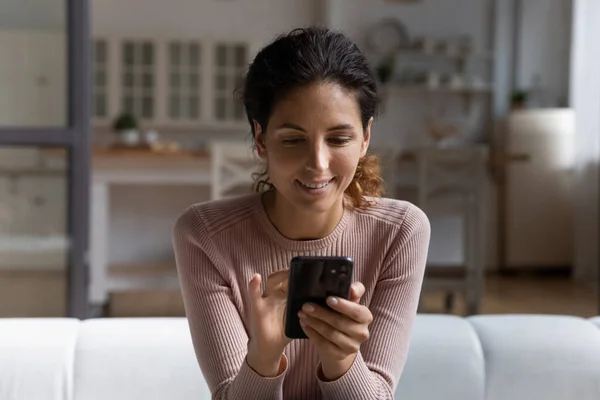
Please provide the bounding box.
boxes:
[172,193,430,400]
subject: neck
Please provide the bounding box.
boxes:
[262,191,344,240]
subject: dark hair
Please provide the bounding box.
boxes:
[241,26,383,208]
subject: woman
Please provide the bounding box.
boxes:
[173,26,430,400]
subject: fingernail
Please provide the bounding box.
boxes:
[298,311,307,319]
[303,304,315,313]
[327,297,339,305]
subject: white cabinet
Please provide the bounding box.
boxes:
[0,30,66,127]
[506,109,574,268]
[92,37,252,129]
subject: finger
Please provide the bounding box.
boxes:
[264,268,289,296]
[325,297,373,325]
[249,273,263,310]
[301,305,370,340]
[300,316,360,354]
[349,282,365,303]
[300,321,348,359]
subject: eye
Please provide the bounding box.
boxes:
[328,137,352,146]
[282,138,304,146]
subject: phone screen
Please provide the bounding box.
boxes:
[285,256,354,339]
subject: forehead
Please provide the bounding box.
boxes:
[269,82,362,126]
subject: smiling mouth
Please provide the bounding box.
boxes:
[298,178,334,189]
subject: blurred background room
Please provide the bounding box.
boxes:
[0,0,598,319]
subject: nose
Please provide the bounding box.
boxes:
[305,140,329,173]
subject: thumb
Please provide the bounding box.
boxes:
[249,273,263,311]
[349,282,365,303]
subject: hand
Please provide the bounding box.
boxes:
[298,282,373,381]
[247,269,292,377]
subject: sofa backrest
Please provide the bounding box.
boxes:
[1,314,600,400]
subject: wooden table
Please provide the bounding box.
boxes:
[89,148,211,305]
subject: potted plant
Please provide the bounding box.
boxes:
[112,112,140,146]
[510,90,528,110]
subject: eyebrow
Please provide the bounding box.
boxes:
[275,123,355,132]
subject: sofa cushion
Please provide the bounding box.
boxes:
[469,315,600,400]
[0,318,80,400]
[395,315,485,400]
[73,318,210,400]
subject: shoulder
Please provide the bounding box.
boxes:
[173,193,260,241]
[356,197,430,233]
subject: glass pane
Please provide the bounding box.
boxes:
[189,73,199,90]
[169,96,180,118]
[235,45,246,68]
[170,72,180,89]
[94,94,106,117]
[189,97,199,119]
[142,42,153,66]
[0,145,68,317]
[123,96,135,114]
[95,40,106,64]
[142,97,153,118]
[0,0,67,127]
[189,44,200,66]
[215,97,227,120]
[95,71,106,87]
[216,74,227,90]
[216,45,227,67]
[170,43,181,66]
[142,73,154,89]
[123,42,135,66]
[234,101,245,120]
[123,72,134,88]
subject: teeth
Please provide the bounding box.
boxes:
[301,180,331,189]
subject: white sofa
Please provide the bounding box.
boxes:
[1,314,600,400]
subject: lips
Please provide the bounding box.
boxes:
[298,178,334,189]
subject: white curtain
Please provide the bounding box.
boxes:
[571,0,600,290]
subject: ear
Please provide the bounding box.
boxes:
[253,120,267,159]
[360,117,373,157]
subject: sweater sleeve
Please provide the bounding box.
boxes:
[317,204,431,400]
[173,206,288,400]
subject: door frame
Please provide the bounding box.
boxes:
[0,0,91,318]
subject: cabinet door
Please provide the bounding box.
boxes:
[120,40,157,121]
[0,31,66,126]
[213,43,248,123]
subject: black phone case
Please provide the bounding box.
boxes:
[285,256,354,339]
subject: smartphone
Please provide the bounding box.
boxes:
[285,256,354,339]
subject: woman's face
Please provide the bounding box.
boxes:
[254,82,371,215]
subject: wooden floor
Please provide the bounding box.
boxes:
[0,271,597,318]
[419,273,599,317]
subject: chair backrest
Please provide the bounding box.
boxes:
[416,145,488,210]
[209,140,259,200]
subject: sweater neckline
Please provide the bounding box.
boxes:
[251,191,351,251]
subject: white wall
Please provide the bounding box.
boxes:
[570,0,600,290]
[0,0,65,31]
[517,0,572,107]
[92,0,319,42]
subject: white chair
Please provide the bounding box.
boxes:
[209,140,259,200]
[416,145,489,315]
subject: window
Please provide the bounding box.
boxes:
[121,40,155,119]
[168,41,201,120]
[214,43,247,122]
[93,40,108,118]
